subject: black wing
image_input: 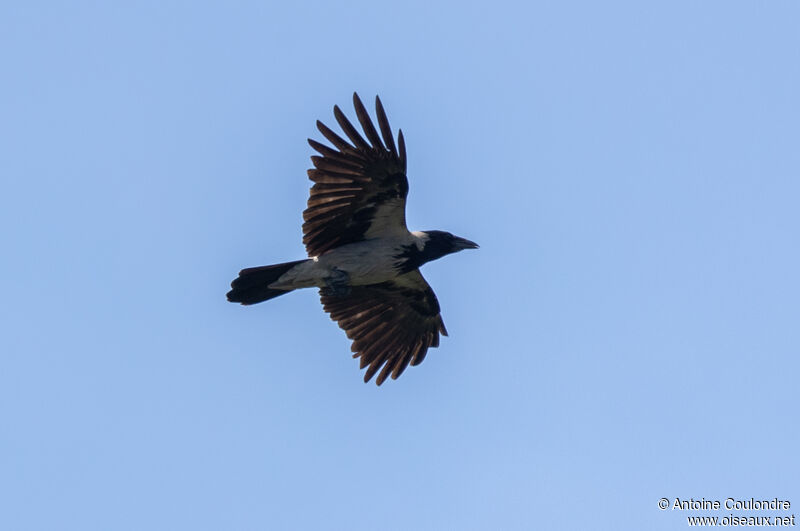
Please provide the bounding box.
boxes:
[303,93,409,257]
[320,270,448,385]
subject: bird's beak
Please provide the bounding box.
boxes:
[454,236,479,250]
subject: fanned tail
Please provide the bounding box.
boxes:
[226,259,308,305]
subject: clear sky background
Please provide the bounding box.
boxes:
[2,1,798,530]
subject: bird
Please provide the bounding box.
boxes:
[227,93,478,385]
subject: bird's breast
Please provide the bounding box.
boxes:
[315,238,412,285]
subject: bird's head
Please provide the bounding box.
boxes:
[414,230,479,264]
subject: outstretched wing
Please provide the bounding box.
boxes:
[320,270,448,385]
[303,93,409,257]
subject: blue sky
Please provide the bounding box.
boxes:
[2,1,798,529]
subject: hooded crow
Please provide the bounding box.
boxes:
[227,93,478,385]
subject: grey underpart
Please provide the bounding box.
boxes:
[321,268,351,297]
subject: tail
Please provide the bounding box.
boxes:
[227,259,308,305]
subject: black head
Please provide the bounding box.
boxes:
[423,230,479,257]
[396,230,478,272]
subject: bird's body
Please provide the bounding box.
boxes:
[228,93,477,385]
[269,234,421,291]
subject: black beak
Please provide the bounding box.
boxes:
[453,236,479,250]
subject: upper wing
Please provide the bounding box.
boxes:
[303,93,409,257]
[320,270,448,385]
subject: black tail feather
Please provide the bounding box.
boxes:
[227,259,307,305]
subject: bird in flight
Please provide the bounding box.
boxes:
[227,93,478,385]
